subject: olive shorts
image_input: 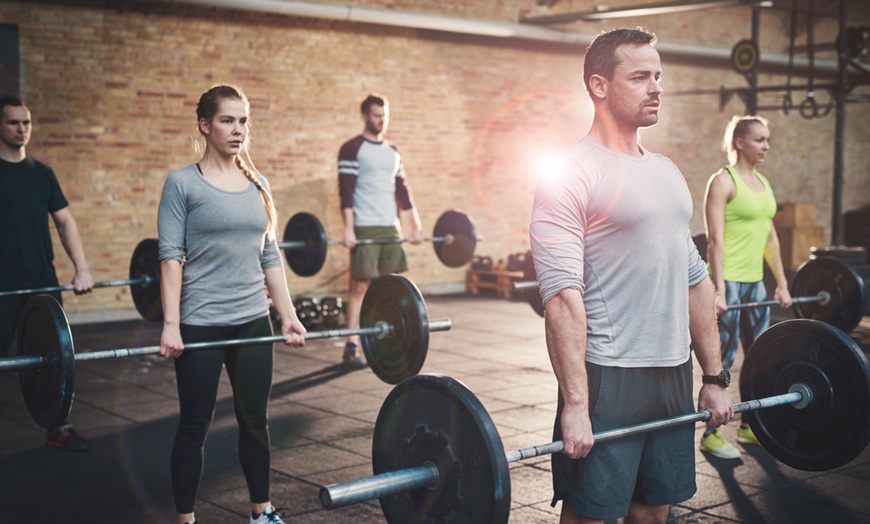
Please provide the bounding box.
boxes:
[351,225,408,280]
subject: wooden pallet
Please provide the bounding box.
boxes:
[466,269,525,299]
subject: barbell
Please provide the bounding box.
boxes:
[3,275,448,429]
[319,318,870,522]
[515,255,867,333]
[0,239,163,322]
[279,210,480,276]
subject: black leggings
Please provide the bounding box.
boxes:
[171,316,274,514]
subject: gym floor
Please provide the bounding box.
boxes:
[1,293,869,523]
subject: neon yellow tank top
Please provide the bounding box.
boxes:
[721,165,776,282]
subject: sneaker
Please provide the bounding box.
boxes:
[250,506,285,524]
[47,423,89,452]
[700,429,741,459]
[737,425,761,446]
[342,342,367,370]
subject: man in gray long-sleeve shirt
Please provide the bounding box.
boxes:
[529,28,732,523]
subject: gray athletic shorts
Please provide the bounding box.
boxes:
[551,359,697,520]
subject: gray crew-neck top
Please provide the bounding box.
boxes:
[530,136,707,368]
[157,164,283,326]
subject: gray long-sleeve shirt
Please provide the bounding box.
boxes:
[157,164,283,326]
[529,136,707,368]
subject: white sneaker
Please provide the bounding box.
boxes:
[250,506,285,524]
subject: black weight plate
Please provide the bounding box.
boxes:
[373,374,511,524]
[432,210,477,268]
[523,255,545,318]
[282,212,328,277]
[129,238,163,322]
[360,275,429,384]
[17,294,76,429]
[740,319,870,471]
[731,39,759,74]
[791,257,865,334]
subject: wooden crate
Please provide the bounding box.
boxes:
[466,269,525,299]
[773,203,818,229]
[777,226,825,271]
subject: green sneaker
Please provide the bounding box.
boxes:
[700,429,741,459]
[736,425,760,446]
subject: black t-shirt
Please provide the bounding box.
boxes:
[0,156,69,291]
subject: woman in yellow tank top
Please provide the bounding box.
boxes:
[699,115,793,460]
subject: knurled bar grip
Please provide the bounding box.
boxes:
[725,292,829,311]
[511,279,830,309]
[279,235,484,250]
[0,319,452,372]
[0,275,155,297]
[319,388,807,509]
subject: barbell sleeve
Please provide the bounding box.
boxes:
[512,280,538,291]
[320,388,807,509]
[319,463,440,509]
[0,275,155,297]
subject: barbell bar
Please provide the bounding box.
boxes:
[0,275,154,298]
[322,388,808,509]
[724,292,829,311]
[512,281,829,311]
[279,210,481,276]
[0,239,163,323]
[318,318,870,522]
[9,274,447,429]
[516,255,867,334]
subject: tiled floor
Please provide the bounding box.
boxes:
[1,294,869,523]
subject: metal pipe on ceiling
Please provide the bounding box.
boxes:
[147,0,840,74]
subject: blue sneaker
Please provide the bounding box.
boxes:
[342,343,367,370]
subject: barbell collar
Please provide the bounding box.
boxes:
[0,275,154,297]
[320,463,440,510]
[321,388,806,509]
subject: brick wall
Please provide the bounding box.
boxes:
[2,0,869,316]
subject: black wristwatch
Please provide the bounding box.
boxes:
[702,369,731,388]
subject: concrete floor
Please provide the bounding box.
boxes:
[1,293,869,523]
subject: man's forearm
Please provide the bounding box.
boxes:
[545,289,589,408]
[688,277,722,375]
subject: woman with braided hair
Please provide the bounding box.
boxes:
[157,84,305,524]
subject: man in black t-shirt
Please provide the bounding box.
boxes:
[0,94,94,451]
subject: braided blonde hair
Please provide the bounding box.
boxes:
[195,84,278,240]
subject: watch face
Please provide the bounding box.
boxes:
[721,370,731,387]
